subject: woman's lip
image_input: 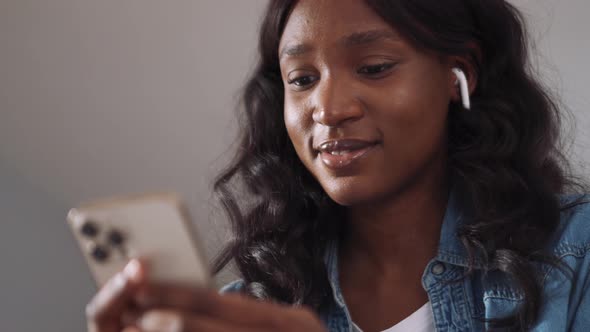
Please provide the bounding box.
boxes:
[316,139,378,153]
[318,143,377,170]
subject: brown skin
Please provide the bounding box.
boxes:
[87,0,476,331]
[86,259,327,332]
[280,0,471,331]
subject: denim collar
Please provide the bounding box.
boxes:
[432,187,478,268]
[322,187,479,311]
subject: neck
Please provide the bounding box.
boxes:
[340,167,450,277]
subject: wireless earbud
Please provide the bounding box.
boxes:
[452,68,471,110]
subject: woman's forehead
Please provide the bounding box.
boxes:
[279,0,397,54]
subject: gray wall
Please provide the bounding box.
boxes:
[0,1,588,331]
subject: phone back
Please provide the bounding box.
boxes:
[67,193,210,288]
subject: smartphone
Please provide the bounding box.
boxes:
[67,192,211,289]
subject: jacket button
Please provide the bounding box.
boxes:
[431,262,446,275]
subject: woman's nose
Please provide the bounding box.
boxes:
[311,77,364,127]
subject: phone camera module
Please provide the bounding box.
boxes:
[80,220,99,238]
[90,243,110,263]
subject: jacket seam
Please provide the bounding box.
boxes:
[542,246,590,284]
[482,295,524,302]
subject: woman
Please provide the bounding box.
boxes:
[86,0,590,331]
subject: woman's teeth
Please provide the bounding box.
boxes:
[329,150,351,156]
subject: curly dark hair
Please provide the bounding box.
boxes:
[212,0,587,330]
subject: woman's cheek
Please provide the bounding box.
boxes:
[284,107,311,163]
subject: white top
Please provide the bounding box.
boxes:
[352,302,435,332]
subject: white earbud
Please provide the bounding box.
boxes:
[452,67,471,110]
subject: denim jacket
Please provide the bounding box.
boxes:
[220,192,590,331]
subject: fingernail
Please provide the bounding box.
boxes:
[123,259,142,282]
[139,310,183,332]
[111,273,127,291]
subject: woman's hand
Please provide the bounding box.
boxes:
[85,259,146,332]
[86,259,328,332]
[128,282,327,332]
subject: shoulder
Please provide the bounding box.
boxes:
[547,193,590,257]
[218,279,246,294]
[531,194,590,330]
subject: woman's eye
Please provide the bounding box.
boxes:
[287,75,318,88]
[358,63,395,76]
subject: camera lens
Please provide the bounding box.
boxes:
[107,229,125,246]
[90,244,109,263]
[80,220,99,238]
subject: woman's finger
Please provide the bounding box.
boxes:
[121,307,143,327]
[86,259,147,332]
[121,327,141,332]
[137,309,261,332]
[134,284,326,331]
[134,284,283,326]
[134,282,219,313]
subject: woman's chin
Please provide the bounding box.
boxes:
[320,177,404,208]
[322,185,378,207]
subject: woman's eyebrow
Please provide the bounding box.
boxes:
[280,29,400,59]
[342,29,400,47]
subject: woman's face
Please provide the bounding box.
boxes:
[279,0,454,206]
